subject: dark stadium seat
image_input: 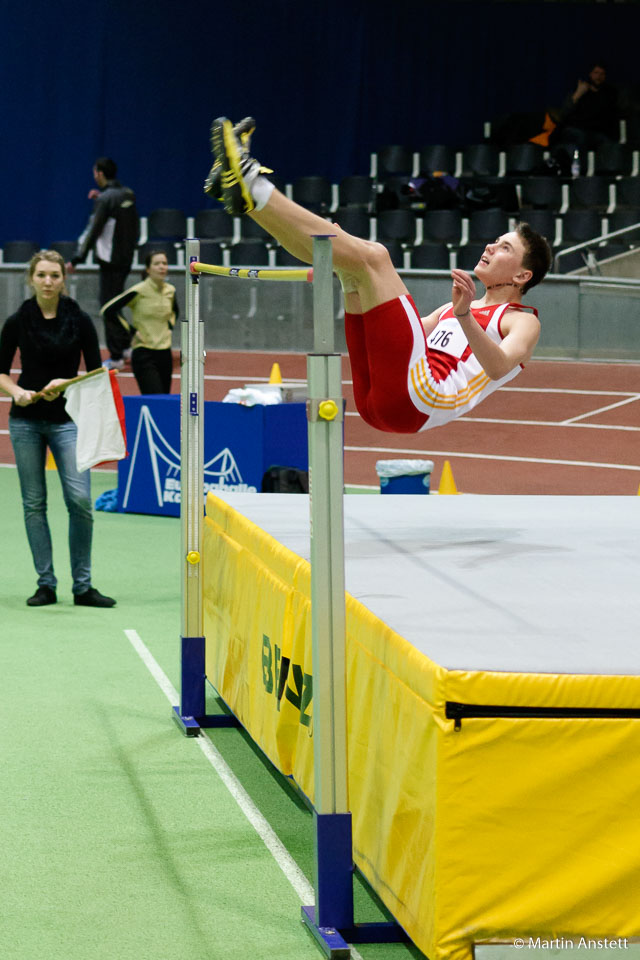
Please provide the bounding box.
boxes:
[418,145,457,175]
[147,208,187,240]
[561,209,603,243]
[518,210,558,245]
[607,208,640,244]
[194,209,234,242]
[376,144,413,178]
[275,246,307,267]
[376,209,417,243]
[421,209,463,245]
[291,176,332,214]
[377,238,405,268]
[505,143,544,177]
[338,176,375,208]
[197,241,224,265]
[410,243,451,270]
[468,208,511,243]
[50,241,77,261]
[616,177,640,208]
[455,243,486,271]
[461,144,503,177]
[227,241,270,266]
[568,177,610,212]
[519,177,562,210]
[2,241,39,262]
[238,217,270,242]
[332,207,372,240]
[593,142,634,177]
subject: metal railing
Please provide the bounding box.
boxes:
[553,220,640,274]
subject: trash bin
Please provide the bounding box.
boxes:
[375,459,434,495]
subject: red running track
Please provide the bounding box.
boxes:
[1,350,639,495]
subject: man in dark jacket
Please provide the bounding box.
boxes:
[69,157,139,369]
[552,62,620,160]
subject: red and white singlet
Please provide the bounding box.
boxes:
[403,296,538,431]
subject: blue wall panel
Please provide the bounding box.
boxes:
[1,0,637,247]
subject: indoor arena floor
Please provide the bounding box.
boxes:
[1,348,639,960]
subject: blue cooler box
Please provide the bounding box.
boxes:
[376,459,434,495]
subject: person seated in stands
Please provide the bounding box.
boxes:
[552,62,620,156]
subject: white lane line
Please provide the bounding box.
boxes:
[561,395,640,424]
[123,629,314,906]
[6,364,638,396]
[344,445,640,472]
[344,412,640,431]
[501,387,639,396]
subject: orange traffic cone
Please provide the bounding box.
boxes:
[269,362,283,385]
[46,450,57,471]
[438,460,458,495]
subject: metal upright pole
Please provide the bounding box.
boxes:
[308,235,349,816]
[302,236,354,955]
[174,238,206,733]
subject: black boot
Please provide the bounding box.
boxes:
[27,586,57,606]
[74,588,117,608]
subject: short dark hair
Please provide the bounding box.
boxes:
[95,156,117,179]
[515,222,552,294]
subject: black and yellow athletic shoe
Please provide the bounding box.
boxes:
[210,117,258,215]
[203,116,255,200]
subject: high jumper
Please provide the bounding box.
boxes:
[205,117,552,434]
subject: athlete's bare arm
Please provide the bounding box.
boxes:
[420,306,442,338]
[450,268,540,380]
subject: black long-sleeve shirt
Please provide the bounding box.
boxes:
[72,179,139,268]
[0,296,101,422]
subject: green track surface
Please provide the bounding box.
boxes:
[0,467,422,960]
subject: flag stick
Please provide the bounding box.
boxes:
[30,366,107,404]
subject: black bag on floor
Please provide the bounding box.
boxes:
[261,466,309,493]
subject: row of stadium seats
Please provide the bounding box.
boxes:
[371,141,640,180]
[2,203,638,274]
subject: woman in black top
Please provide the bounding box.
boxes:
[0,250,116,607]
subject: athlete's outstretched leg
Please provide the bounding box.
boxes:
[209,117,407,312]
[208,117,429,433]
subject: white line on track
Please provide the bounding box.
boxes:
[123,631,320,911]
[344,412,640,431]
[344,445,640,472]
[561,395,640,424]
[124,628,368,959]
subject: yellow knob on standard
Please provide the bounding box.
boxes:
[318,399,339,421]
[186,551,201,565]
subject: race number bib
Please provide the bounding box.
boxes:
[426,317,469,359]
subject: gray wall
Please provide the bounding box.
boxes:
[2,265,640,362]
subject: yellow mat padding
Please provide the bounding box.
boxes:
[203,494,640,960]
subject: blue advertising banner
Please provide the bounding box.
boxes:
[117,395,308,517]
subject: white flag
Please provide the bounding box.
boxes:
[64,369,127,472]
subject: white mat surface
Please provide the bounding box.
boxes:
[211,494,640,676]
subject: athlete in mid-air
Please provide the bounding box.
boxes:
[205,117,552,433]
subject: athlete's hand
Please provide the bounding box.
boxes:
[451,269,476,318]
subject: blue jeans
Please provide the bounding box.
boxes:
[9,418,93,594]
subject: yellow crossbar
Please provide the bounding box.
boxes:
[190,261,313,282]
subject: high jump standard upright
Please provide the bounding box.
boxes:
[173,236,407,959]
